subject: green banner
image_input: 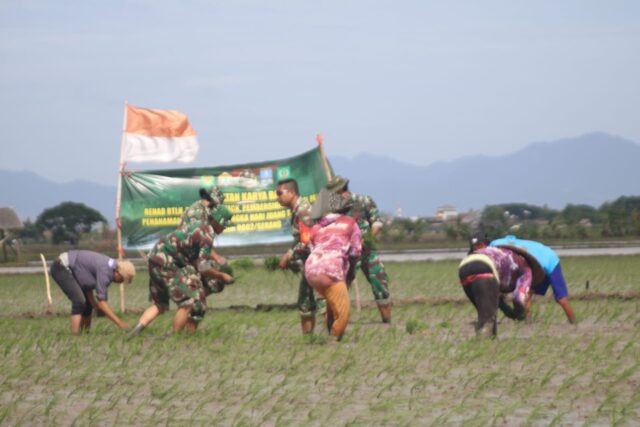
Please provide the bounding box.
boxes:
[120,147,331,249]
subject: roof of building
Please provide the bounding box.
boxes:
[0,207,23,230]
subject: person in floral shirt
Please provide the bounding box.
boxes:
[305,189,362,340]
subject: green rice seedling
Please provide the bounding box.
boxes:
[230,256,255,270]
[263,255,280,271]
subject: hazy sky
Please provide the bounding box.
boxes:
[1,1,639,186]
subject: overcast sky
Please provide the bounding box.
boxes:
[1,1,639,186]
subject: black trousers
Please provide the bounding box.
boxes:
[459,260,500,333]
[50,260,93,316]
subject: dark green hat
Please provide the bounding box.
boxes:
[326,176,349,193]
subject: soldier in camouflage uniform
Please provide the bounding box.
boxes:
[276,178,318,334]
[129,200,233,337]
[185,206,234,330]
[327,176,392,323]
[179,186,229,267]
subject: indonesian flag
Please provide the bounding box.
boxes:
[122,105,200,163]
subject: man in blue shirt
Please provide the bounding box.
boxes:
[471,234,577,324]
[50,250,136,334]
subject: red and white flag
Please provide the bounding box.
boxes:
[122,105,200,163]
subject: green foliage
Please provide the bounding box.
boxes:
[229,257,255,271]
[17,219,43,242]
[219,263,234,277]
[561,204,601,225]
[600,196,640,237]
[263,256,280,272]
[35,202,106,245]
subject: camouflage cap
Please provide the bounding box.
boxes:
[326,175,349,193]
[211,205,233,229]
[199,186,225,207]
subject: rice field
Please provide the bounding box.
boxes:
[0,256,638,426]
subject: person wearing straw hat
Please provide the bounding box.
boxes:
[304,189,362,340]
[326,176,392,323]
[49,250,135,334]
[275,178,318,334]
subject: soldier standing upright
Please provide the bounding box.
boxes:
[276,178,317,334]
[327,176,392,323]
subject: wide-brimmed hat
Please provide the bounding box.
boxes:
[311,188,346,219]
[495,244,546,285]
[326,176,349,193]
[117,260,136,284]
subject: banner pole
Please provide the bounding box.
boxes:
[316,133,333,181]
[316,134,361,312]
[116,101,128,313]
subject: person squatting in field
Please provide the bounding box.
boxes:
[326,176,392,323]
[304,189,362,340]
[459,240,545,337]
[49,249,136,334]
[128,188,233,337]
[275,178,318,334]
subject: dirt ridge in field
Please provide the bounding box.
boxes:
[8,290,640,319]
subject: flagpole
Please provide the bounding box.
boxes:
[116,101,128,313]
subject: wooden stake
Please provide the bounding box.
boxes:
[39,253,52,308]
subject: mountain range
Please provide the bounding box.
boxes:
[1,132,638,223]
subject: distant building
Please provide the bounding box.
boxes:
[0,207,23,261]
[435,205,458,221]
[459,209,482,228]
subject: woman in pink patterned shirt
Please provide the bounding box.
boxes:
[305,190,362,340]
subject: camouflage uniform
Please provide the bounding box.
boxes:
[177,194,234,322]
[343,193,391,305]
[287,197,317,318]
[179,186,225,231]
[179,199,211,230]
[147,221,216,322]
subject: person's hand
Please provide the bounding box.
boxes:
[212,253,227,266]
[119,321,130,330]
[278,253,290,270]
[221,273,234,284]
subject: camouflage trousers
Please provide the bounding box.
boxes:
[148,262,207,322]
[297,274,317,318]
[347,248,391,305]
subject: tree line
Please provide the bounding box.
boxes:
[16,195,640,246]
[380,195,640,244]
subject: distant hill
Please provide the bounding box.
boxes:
[0,170,116,223]
[1,132,639,222]
[329,132,640,216]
